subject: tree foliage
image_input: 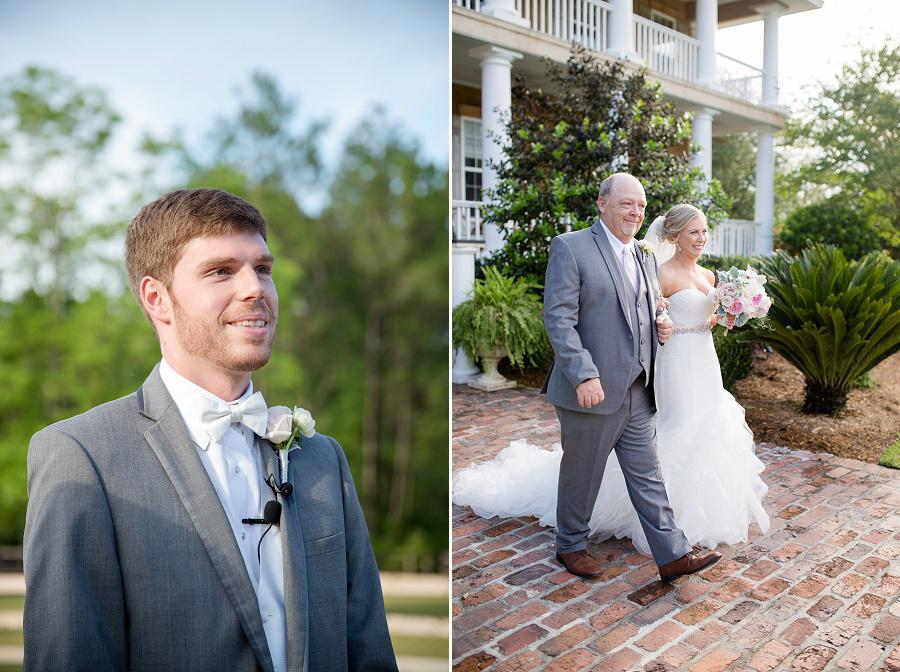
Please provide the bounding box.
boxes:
[0,67,124,306]
[776,196,882,259]
[0,69,448,572]
[484,45,730,283]
[711,133,756,221]
[783,41,900,255]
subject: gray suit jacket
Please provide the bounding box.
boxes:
[23,365,397,672]
[542,220,663,414]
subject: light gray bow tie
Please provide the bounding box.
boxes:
[196,392,268,443]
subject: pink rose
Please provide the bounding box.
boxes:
[752,293,763,306]
[723,283,738,297]
[727,300,744,315]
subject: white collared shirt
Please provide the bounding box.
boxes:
[599,218,641,295]
[159,359,265,582]
[159,360,287,672]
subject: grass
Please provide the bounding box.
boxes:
[383,594,447,617]
[0,588,450,663]
[0,665,20,672]
[0,595,24,611]
[390,634,449,658]
[878,433,900,469]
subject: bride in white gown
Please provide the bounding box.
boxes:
[453,204,770,557]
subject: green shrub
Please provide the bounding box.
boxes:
[713,328,753,391]
[699,254,757,276]
[776,197,882,259]
[749,243,900,414]
[452,266,549,370]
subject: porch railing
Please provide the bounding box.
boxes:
[452,200,485,244]
[716,53,764,106]
[706,219,759,258]
[633,15,699,83]
[454,1,769,106]
[455,0,611,53]
[452,201,759,258]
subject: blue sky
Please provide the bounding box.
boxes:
[0,0,449,178]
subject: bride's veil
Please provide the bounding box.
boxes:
[643,216,676,264]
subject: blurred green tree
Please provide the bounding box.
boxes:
[782,41,900,256]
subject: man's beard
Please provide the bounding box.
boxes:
[171,296,276,373]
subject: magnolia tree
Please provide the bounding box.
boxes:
[484,46,730,283]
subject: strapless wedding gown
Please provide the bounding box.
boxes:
[452,288,770,556]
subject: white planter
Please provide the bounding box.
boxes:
[467,346,517,392]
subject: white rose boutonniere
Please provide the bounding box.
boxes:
[636,240,654,257]
[265,405,317,491]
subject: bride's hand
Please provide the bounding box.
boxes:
[716,313,736,329]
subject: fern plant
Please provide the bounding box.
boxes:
[748,243,900,414]
[452,266,548,370]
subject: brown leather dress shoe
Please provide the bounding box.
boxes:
[556,549,604,578]
[658,550,722,583]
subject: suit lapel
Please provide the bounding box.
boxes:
[591,221,633,329]
[137,367,275,672]
[261,440,310,672]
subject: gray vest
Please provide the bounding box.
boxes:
[625,256,654,386]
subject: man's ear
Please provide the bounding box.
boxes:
[597,196,606,216]
[140,276,173,327]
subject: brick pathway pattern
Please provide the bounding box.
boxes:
[452,385,900,671]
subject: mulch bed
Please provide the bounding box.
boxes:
[499,350,900,466]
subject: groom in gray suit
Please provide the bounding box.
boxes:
[24,189,397,671]
[542,173,721,582]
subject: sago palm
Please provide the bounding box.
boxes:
[749,243,900,414]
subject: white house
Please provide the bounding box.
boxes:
[451,0,823,382]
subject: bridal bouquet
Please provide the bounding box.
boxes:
[713,266,772,328]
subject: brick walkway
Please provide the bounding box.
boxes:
[452,384,900,672]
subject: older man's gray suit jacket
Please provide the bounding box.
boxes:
[542,220,663,413]
[23,366,397,672]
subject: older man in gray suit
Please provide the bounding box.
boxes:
[542,173,721,582]
[24,189,397,671]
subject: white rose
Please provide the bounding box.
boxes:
[720,295,734,308]
[265,406,294,444]
[292,407,316,438]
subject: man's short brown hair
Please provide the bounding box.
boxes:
[125,188,268,323]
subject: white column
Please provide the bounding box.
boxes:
[451,246,481,382]
[754,128,776,255]
[606,0,639,63]
[479,0,529,27]
[695,0,719,88]
[470,45,522,258]
[759,4,781,108]
[690,107,718,181]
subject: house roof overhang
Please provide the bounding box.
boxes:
[701,0,825,29]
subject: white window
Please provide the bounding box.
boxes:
[461,117,483,202]
[650,9,676,30]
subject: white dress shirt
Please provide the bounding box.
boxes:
[159,359,287,672]
[600,219,641,297]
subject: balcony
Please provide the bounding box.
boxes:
[453,0,765,105]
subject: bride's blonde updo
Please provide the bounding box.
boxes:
[662,204,706,242]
